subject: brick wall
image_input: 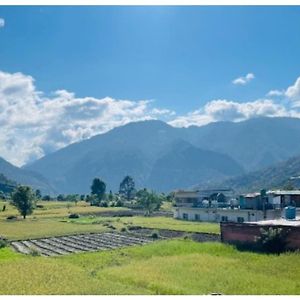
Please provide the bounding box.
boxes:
[221,222,300,251]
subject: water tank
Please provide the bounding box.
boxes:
[285,206,296,220]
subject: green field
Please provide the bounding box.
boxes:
[0,200,219,240]
[0,240,299,294]
[1,200,299,295]
[67,215,220,234]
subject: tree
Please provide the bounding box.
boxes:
[57,194,65,201]
[108,190,114,202]
[35,189,42,199]
[11,186,36,219]
[136,188,162,216]
[91,178,106,202]
[119,175,136,201]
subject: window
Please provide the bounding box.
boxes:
[195,214,200,221]
[183,213,188,220]
[237,217,244,223]
[221,216,228,222]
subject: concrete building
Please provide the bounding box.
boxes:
[173,189,298,223]
[173,206,281,223]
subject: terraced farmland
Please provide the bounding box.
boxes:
[11,232,153,256]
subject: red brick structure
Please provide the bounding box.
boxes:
[221,221,300,251]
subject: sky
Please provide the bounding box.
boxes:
[0,6,300,166]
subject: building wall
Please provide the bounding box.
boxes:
[173,207,281,223]
[221,222,300,250]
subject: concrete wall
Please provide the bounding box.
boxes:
[174,207,281,223]
[221,222,300,250]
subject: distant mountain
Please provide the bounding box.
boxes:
[184,117,300,171]
[147,140,243,192]
[0,173,17,194]
[216,155,300,193]
[24,117,300,194]
[24,120,244,193]
[0,157,56,195]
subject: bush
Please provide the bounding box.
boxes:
[6,215,17,220]
[255,227,290,254]
[29,247,41,256]
[120,227,127,232]
[127,225,142,231]
[116,200,123,207]
[150,230,159,239]
[68,213,80,219]
[0,238,7,248]
[36,204,44,209]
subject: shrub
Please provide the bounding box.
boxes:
[68,213,80,219]
[120,227,127,232]
[255,227,290,254]
[150,230,159,239]
[36,204,44,209]
[6,215,17,220]
[0,238,7,248]
[127,225,142,231]
[116,200,123,207]
[28,247,41,256]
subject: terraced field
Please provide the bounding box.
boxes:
[11,232,153,256]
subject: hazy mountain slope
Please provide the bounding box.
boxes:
[184,117,300,171]
[25,120,243,193]
[147,140,244,192]
[0,157,56,195]
[24,117,300,194]
[217,155,300,193]
[0,173,17,194]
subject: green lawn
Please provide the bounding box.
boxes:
[0,239,299,295]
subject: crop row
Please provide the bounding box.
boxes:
[11,232,152,256]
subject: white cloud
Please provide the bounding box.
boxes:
[232,73,255,85]
[0,70,174,166]
[266,90,284,97]
[1,69,300,166]
[285,76,300,104]
[169,98,300,128]
[0,18,5,28]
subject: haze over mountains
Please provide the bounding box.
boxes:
[15,116,300,194]
[0,157,55,194]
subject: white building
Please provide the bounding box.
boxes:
[173,206,282,223]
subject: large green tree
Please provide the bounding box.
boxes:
[136,188,162,216]
[119,175,136,201]
[91,178,106,201]
[11,186,36,219]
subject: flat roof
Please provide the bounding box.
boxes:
[268,190,300,195]
[247,218,300,227]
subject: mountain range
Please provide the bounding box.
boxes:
[18,116,300,194]
[0,157,56,195]
[2,117,300,194]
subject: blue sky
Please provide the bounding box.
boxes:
[0,6,299,112]
[0,6,300,165]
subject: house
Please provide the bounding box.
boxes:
[173,189,284,223]
[267,190,300,207]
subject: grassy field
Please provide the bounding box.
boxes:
[0,200,126,240]
[0,200,219,240]
[0,200,128,220]
[0,239,299,295]
[68,215,220,234]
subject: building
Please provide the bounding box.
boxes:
[267,190,300,207]
[221,218,300,251]
[173,206,281,223]
[173,189,297,223]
